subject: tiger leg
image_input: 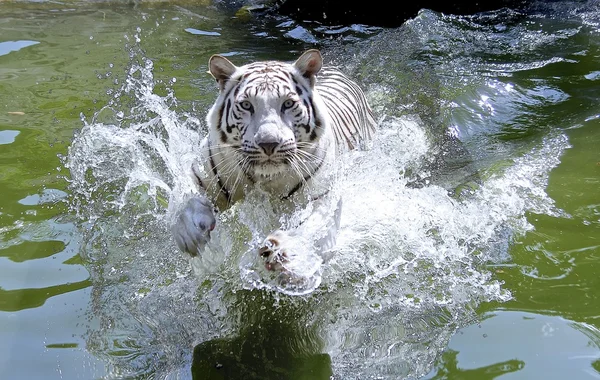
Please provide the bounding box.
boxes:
[259,197,342,272]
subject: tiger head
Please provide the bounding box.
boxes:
[205,50,331,182]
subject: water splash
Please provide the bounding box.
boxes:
[64,33,570,378]
[65,45,203,239]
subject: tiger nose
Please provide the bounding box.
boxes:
[258,142,279,156]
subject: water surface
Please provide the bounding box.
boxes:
[0,1,599,379]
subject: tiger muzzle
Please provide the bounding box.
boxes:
[254,123,284,157]
[257,141,279,156]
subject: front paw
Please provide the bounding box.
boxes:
[259,230,290,272]
[173,196,216,256]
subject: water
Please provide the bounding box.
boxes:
[1,1,600,379]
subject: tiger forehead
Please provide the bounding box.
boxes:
[238,62,299,97]
[244,61,288,73]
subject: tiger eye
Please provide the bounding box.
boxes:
[283,99,294,109]
[240,100,253,111]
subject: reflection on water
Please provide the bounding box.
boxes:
[0,40,39,57]
[0,279,91,312]
[425,310,600,378]
[0,130,20,144]
[429,351,525,378]
[191,290,333,380]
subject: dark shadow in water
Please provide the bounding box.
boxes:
[192,340,332,380]
[427,349,524,379]
[0,278,91,312]
[0,240,65,262]
[191,290,332,380]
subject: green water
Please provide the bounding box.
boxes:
[0,1,599,379]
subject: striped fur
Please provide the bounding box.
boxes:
[318,68,376,150]
[195,50,376,207]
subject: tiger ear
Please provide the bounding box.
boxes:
[208,55,237,90]
[294,49,323,81]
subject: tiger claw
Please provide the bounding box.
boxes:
[259,231,289,271]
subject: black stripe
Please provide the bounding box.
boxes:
[208,145,232,204]
[224,99,232,130]
[220,130,228,143]
[215,104,224,133]
[222,81,238,104]
[320,92,355,149]
[272,73,289,82]
[316,68,377,142]
[302,99,312,134]
[192,169,206,190]
[282,150,327,200]
[215,80,240,132]
[244,75,262,86]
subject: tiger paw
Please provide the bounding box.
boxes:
[258,230,291,272]
[255,230,324,295]
[172,196,216,256]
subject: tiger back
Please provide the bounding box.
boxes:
[317,68,376,151]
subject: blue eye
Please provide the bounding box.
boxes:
[240,101,253,111]
[282,99,294,110]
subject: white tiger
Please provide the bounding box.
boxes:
[172,49,376,272]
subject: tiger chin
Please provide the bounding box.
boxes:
[171,49,376,281]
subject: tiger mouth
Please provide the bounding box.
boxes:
[249,160,289,178]
[238,150,293,175]
[236,146,301,178]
